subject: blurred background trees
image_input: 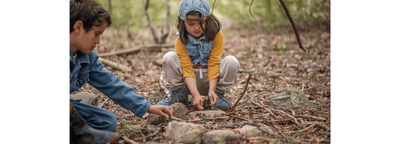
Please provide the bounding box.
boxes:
[94,0,330,43]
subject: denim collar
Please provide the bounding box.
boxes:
[187,33,206,45]
[70,46,90,64]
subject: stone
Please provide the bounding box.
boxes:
[239,125,262,137]
[165,122,206,143]
[188,110,226,118]
[147,103,190,126]
[118,124,142,135]
[203,130,240,144]
[70,92,98,106]
[267,88,309,109]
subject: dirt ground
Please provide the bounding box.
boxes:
[72,20,331,143]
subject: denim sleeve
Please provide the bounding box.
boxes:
[87,53,151,118]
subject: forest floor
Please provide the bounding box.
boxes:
[72,20,331,144]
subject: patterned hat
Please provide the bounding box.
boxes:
[178,0,211,21]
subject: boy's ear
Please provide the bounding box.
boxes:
[73,21,83,34]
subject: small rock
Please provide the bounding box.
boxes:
[70,92,98,106]
[259,123,274,132]
[189,110,226,118]
[147,103,190,126]
[165,122,206,143]
[239,125,262,137]
[203,130,240,144]
[267,88,309,109]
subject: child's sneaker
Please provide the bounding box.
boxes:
[158,88,190,106]
[205,90,232,111]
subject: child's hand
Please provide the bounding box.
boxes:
[193,95,204,110]
[208,90,219,106]
[147,105,173,119]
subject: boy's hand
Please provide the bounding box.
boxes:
[147,105,173,119]
[208,90,219,106]
[193,95,204,110]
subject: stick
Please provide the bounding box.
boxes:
[98,97,109,108]
[231,74,253,110]
[98,58,132,72]
[170,116,184,122]
[271,109,300,125]
[298,115,326,121]
[249,97,276,117]
[303,122,330,131]
[278,0,306,52]
[122,135,139,144]
[283,124,316,134]
[134,131,160,141]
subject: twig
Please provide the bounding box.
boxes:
[284,124,316,134]
[98,97,109,108]
[249,97,276,117]
[271,109,300,125]
[298,115,326,121]
[134,131,160,141]
[249,0,255,20]
[122,135,139,144]
[170,116,184,122]
[139,130,146,143]
[231,74,253,110]
[98,58,132,72]
[224,113,251,121]
[303,122,330,131]
[278,0,305,52]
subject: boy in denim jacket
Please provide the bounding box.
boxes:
[69,0,173,143]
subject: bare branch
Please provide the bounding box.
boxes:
[278,0,306,52]
[231,74,253,110]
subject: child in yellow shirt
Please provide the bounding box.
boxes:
[158,0,240,111]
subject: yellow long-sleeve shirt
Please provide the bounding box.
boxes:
[175,31,223,80]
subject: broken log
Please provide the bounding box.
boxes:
[97,44,174,57]
[98,57,132,72]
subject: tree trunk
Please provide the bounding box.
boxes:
[145,0,159,44]
[108,0,112,16]
[160,0,170,44]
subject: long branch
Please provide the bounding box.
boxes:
[231,74,252,110]
[278,0,305,52]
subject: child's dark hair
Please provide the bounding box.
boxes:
[176,11,221,44]
[70,0,112,33]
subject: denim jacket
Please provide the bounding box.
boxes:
[70,47,150,117]
[185,33,214,67]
